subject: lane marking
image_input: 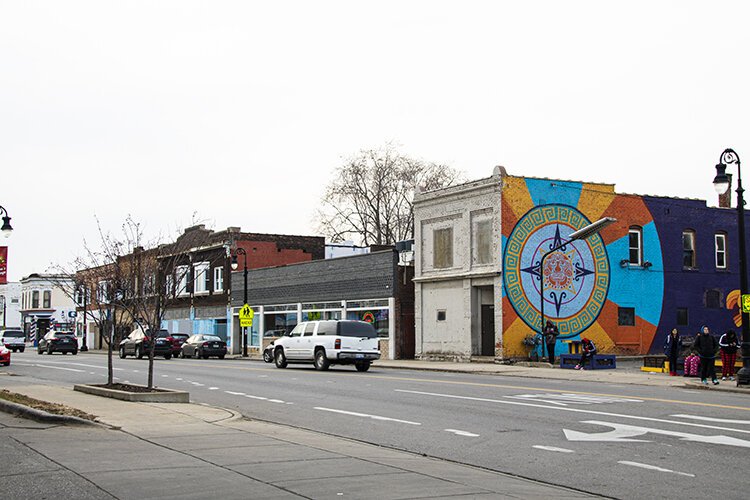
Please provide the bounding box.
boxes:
[445,429,479,437]
[533,445,575,453]
[564,420,750,448]
[618,461,695,477]
[14,363,85,373]
[191,382,204,386]
[190,362,750,412]
[224,391,245,396]
[268,399,285,404]
[508,393,643,406]
[395,389,750,435]
[314,407,421,425]
[208,387,219,391]
[671,414,750,425]
[245,395,268,400]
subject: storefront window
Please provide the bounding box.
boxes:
[302,310,341,321]
[347,309,389,338]
[263,312,297,337]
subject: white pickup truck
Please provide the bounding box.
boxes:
[0,328,26,353]
[272,320,380,372]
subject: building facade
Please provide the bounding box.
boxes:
[0,282,22,328]
[19,274,76,343]
[415,168,747,360]
[230,250,415,359]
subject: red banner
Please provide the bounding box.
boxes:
[0,246,7,284]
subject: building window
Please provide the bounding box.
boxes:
[43,290,51,309]
[97,281,109,304]
[676,307,688,326]
[193,262,210,294]
[175,265,189,296]
[213,267,224,293]
[628,227,642,266]
[705,289,722,309]
[437,310,446,321]
[618,307,635,326]
[682,230,696,268]
[165,274,174,297]
[32,291,39,309]
[433,228,453,269]
[715,233,727,269]
[473,219,492,265]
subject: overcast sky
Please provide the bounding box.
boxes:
[2,1,749,282]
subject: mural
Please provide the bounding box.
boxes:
[501,176,665,357]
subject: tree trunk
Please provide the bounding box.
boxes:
[107,307,114,385]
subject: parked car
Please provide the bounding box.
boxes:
[263,340,275,363]
[180,334,227,359]
[170,333,189,356]
[0,328,26,352]
[0,344,10,366]
[37,330,78,355]
[119,328,173,359]
[271,320,380,372]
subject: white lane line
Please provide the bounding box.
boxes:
[245,395,267,400]
[14,363,85,373]
[225,391,246,396]
[394,389,750,436]
[176,378,183,381]
[672,414,750,425]
[445,429,479,437]
[268,399,285,404]
[618,461,695,477]
[533,445,575,453]
[191,382,204,386]
[208,387,219,391]
[314,407,421,426]
[89,372,95,374]
[161,375,169,378]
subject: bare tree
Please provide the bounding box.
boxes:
[317,144,464,245]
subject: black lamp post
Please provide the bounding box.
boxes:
[0,205,13,237]
[713,148,750,386]
[231,248,248,357]
[539,217,617,360]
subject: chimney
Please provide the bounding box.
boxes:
[719,173,732,208]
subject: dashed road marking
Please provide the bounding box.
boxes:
[314,407,421,425]
[445,429,479,437]
[508,393,642,406]
[618,461,694,477]
[208,387,219,390]
[671,414,750,425]
[533,445,575,453]
[225,391,245,396]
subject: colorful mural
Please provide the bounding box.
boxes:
[501,176,665,357]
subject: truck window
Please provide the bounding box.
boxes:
[338,321,377,338]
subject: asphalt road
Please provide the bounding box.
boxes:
[5,351,750,499]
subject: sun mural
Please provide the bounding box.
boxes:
[504,204,610,338]
[501,176,663,357]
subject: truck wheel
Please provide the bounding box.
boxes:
[274,348,287,368]
[355,361,371,372]
[314,349,330,371]
[119,346,126,359]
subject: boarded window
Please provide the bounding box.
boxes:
[474,220,492,265]
[705,289,722,309]
[618,307,635,326]
[433,228,453,269]
[682,230,696,268]
[676,307,688,326]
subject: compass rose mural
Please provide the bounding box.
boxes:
[504,204,609,337]
[501,176,665,357]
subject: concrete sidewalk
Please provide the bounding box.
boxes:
[0,380,597,499]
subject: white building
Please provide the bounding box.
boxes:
[0,282,22,328]
[20,274,76,342]
[325,241,370,259]
[413,168,503,361]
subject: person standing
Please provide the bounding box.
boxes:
[693,325,719,385]
[575,337,596,370]
[544,320,559,365]
[718,329,739,381]
[663,328,682,376]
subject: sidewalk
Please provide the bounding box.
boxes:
[0,379,598,499]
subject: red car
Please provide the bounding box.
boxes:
[0,344,10,366]
[170,333,189,356]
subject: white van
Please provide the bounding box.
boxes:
[272,320,380,372]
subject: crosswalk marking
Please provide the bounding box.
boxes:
[508,393,643,406]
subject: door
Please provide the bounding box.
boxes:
[299,322,316,360]
[481,304,495,356]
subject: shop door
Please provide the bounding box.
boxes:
[481,304,495,356]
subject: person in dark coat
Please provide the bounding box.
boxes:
[575,337,596,370]
[718,329,740,381]
[543,320,559,365]
[693,325,719,385]
[663,328,682,376]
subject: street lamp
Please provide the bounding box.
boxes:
[713,148,750,386]
[539,217,617,360]
[0,205,13,237]
[231,248,248,357]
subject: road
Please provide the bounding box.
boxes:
[5,351,749,499]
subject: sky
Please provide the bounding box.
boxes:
[2,1,750,282]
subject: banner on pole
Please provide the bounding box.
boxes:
[0,246,7,284]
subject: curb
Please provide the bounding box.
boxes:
[0,398,101,426]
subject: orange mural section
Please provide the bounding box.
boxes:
[502,176,535,221]
[598,195,653,245]
[596,299,657,354]
[502,297,538,358]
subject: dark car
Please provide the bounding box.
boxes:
[119,328,173,359]
[37,330,78,355]
[170,333,189,356]
[180,334,227,359]
[1,328,26,352]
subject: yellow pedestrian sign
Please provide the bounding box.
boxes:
[742,294,750,314]
[239,304,254,328]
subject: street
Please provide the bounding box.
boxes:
[4,351,750,499]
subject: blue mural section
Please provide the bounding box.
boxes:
[525,178,583,208]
